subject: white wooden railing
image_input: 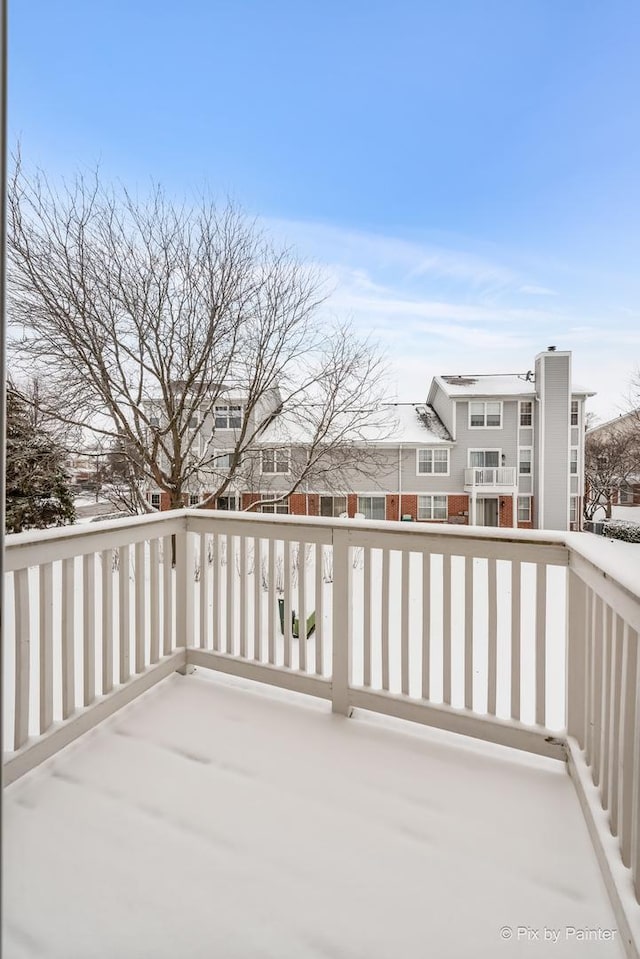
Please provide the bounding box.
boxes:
[3,511,640,951]
[464,466,517,487]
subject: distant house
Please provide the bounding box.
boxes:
[586,409,640,511]
[147,347,593,532]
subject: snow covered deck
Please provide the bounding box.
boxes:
[4,510,640,957]
[4,670,624,959]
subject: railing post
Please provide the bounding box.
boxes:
[175,521,195,674]
[567,567,587,746]
[332,527,353,716]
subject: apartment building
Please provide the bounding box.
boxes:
[147,348,592,531]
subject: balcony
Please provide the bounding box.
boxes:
[464,466,518,489]
[3,511,640,957]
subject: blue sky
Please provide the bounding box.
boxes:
[10,1,640,419]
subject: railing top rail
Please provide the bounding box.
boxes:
[565,530,640,619]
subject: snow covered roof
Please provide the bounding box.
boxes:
[257,402,452,446]
[434,373,594,398]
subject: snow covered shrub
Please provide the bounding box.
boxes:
[602,519,640,543]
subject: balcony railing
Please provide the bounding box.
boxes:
[464,466,517,487]
[3,511,640,952]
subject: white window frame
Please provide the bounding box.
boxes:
[213,449,238,471]
[571,400,579,427]
[320,494,347,517]
[214,404,243,430]
[149,416,160,429]
[188,492,200,506]
[357,495,386,520]
[217,494,240,511]
[518,447,532,475]
[570,497,578,524]
[468,449,502,469]
[468,400,503,429]
[519,400,533,427]
[261,448,290,474]
[150,492,161,509]
[570,448,578,475]
[517,496,531,523]
[416,448,450,475]
[417,494,448,521]
[260,500,289,514]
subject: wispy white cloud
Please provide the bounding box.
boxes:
[261,216,637,420]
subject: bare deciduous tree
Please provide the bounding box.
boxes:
[584,425,640,519]
[8,156,391,512]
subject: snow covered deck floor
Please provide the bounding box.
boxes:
[4,671,624,959]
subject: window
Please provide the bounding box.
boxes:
[571,400,579,427]
[519,448,532,475]
[261,448,290,474]
[261,502,289,514]
[189,493,199,506]
[469,401,502,428]
[150,492,161,509]
[358,496,386,520]
[217,495,239,511]
[520,401,532,427]
[417,448,449,474]
[149,416,160,429]
[188,416,198,429]
[320,495,347,517]
[469,450,500,468]
[570,498,578,524]
[214,404,242,429]
[517,496,531,522]
[570,448,578,475]
[418,495,448,520]
[619,484,633,505]
[214,450,234,470]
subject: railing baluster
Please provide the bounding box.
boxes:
[239,536,248,659]
[600,604,612,810]
[421,550,431,701]
[585,589,595,765]
[101,550,113,693]
[363,546,372,688]
[299,542,307,673]
[592,595,603,787]
[135,542,145,674]
[315,542,324,675]
[381,548,390,691]
[401,550,410,696]
[226,535,235,655]
[61,557,75,718]
[253,537,262,661]
[443,554,452,705]
[464,555,473,710]
[535,563,546,727]
[619,625,638,869]
[39,563,54,734]
[212,533,220,652]
[83,554,96,704]
[119,546,130,683]
[284,541,292,668]
[162,535,173,655]
[510,560,521,721]
[149,539,160,663]
[14,569,30,749]
[609,612,623,835]
[631,629,640,901]
[199,532,208,650]
[566,570,586,746]
[487,557,497,716]
[268,539,275,664]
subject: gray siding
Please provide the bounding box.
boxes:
[535,353,571,530]
[453,399,519,474]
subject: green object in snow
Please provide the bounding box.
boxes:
[278,598,316,638]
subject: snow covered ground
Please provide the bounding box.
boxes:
[4,670,623,959]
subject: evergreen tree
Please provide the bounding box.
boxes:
[6,385,76,533]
